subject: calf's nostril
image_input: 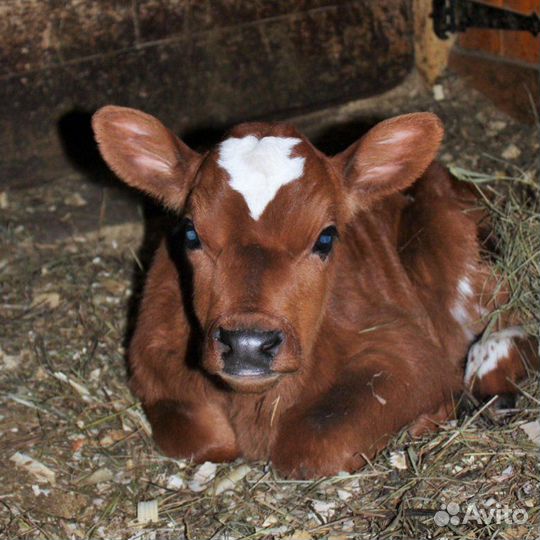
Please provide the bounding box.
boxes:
[260,331,284,357]
[215,327,233,354]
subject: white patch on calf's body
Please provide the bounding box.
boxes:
[457,277,473,298]
[451,303,469,327]
[451,276,477,341]
[218,135,305,220]
[451,303,475,341]
[464,326,527,387]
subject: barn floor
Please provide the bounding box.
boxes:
[1,70,539,540]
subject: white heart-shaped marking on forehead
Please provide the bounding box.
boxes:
[217,135,305,220]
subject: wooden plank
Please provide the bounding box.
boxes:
[500,0,540,64]
[503,0,537,11]
[0,0,413,187]
[500,31,540,64]
[449,48,539,123]
[458,0,539,65]
[458,0,503,57]
[0,1,136,77]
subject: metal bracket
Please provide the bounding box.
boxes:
[432,0,540,39]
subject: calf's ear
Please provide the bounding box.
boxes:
[333,113,443,216]
[92,106,201,210]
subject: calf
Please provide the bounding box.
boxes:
[93,107,538,478]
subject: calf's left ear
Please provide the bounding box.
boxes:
[333,113,444,215]
[92,106,201,210]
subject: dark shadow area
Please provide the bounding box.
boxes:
[182,124,230,153]
[56,110,236,380]
[57,109,164,361]
[120,124,233,361]
[54,109,145,236]
[166,219,203,372]
[311,116,384,155]
[163,220,230,391]
[57,109,121,188]
[57,109,233,368]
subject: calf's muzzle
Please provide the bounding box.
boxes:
[216,328,284,377]
[203,312,301,392]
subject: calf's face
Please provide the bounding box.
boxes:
[93,107,443,392]
[182,127,341,391]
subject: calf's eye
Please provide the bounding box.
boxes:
[313,225,338,259]
[183,219,201,250]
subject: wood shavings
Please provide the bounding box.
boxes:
[166,474,184,490]
[389,451,408,470]
[337,488,353,501]
[123,407,152,436]
[432,84,445,101]
[52,371,91,400]
[520,421,540,445]
[284,531,313,540]
[64,193,87,207]
[78,467,113,486]
[189,462,217,492]
[311,500,336,522]
[10,452,56,485]
[212,464,250,495]
[0,348,22,370]
[501,143,521,160]
[31,292,60,309]
[137,500,159,524]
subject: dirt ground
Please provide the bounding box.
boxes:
[1,70,539,540]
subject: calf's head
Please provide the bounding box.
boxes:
[93,107,443,392]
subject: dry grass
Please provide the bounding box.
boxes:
[451,164,540,339]
[1,170,538,540]
[1,77,539,539]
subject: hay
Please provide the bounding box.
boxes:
[1,74,539,538]
[451,164,540,339]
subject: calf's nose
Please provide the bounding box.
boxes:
[217,328,283,377]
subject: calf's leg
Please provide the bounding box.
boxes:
[144,400,239,462]
[464,328,539,401]
[271,343,461,478]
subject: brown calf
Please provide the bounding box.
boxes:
[93,107,538,478]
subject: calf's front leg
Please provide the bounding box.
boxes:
[144,400,240,463]
[271,356,459,478]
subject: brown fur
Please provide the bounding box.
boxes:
[92,107,538,478]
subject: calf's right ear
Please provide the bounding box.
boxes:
[333,113,444,217]
[92,106,201,210]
